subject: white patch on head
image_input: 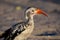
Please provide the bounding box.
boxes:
[26,7,37,14]
[25,7,37,19]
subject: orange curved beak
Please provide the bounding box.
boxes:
[35,9,48,17]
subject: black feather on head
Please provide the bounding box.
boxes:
[25,7,31,12]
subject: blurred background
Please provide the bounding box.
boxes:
[0,0,60,40]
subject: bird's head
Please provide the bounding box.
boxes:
[25,7,48,18]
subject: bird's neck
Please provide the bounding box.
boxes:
[25,16,34,25]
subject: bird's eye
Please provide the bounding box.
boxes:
[31,10,35,14]
[32,10,34,12]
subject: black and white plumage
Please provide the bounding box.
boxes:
[0,7,48,40]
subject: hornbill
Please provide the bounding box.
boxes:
[0,7,48,40]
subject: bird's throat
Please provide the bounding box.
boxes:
[25,16,34,26]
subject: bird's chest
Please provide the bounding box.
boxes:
[14,22,34,40]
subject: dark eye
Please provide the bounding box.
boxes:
[32,10,34,12]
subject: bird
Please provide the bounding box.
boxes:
[0,7,48,40]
